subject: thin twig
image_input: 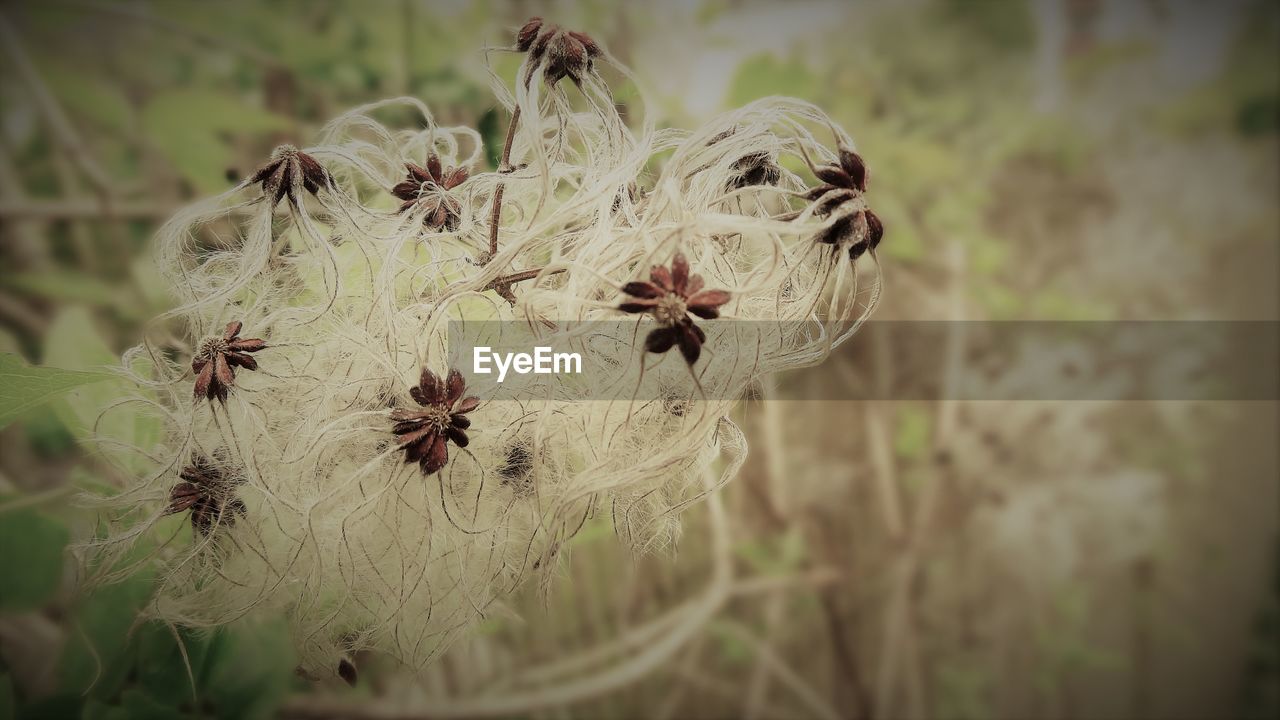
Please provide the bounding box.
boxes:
[486,105,522,262]
[719,621,843,720]
[0,141,51,270]
[875,239,967,720]
[0,12,114,194]
[483,266,566,292]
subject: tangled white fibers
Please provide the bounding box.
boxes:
[86,19,884,674]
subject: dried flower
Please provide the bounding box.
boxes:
[618,252,730,364]
[165,455,245,534]
[193,321,266,403]
[392,368,480,476]
[391,156,469,231]
[249,144,331,207]
[516,17,601,87]
[802,144,884,259]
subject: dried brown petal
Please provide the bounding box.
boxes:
[622,281,664,299]
[517,17,543,51]
[645,326,677,354]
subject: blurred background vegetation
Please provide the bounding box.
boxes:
[0,0,1276,718]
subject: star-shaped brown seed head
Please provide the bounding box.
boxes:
[193,321,266,403]
[391,156,470,231]
[516,17,601,87]
[618,252,730,365]
[392,368,479,476]
[165,455,245,535]
[802,144,884,259]
[249,144,331,207]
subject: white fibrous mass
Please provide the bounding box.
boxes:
[93,22,882,673]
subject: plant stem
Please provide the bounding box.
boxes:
[484,266,566,305]
[487,104,522,261]
[484,266,564,291]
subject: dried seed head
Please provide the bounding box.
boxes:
[192,321,266,403]
[165,454,245,535]
[798,141,883,259]
[517,18,602,87]
[391,157,469,231]
[392,368,479,476]
[249,145,330,207]
[692,127,782,191]
[729,152,782,189]
[652,294,689,326]
[618,252,731,364]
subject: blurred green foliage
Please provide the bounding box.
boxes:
[0,508,68,612]
[0,354,111,430]
[0,0,1276,717]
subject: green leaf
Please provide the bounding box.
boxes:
[58,569,155,699]
[15,692,81,720]
[1,271,131,312]
[0,353,113,431]
[83,690,183,720]
[0,508,69,611]
[134,623,221,707]
[142,90,291,194]
[0,329,19,355]
[44,308,161,475]
[205,619,297,720]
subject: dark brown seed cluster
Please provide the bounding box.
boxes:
[497,442,535,495]
[391,156,470,231]
[618,252,731,364]
[516,17,601,87]
[392,368,479,476]
[165,455,245,535]
[804,145,884,260]
[193,321,266,403]
[337,658,358,687]
[730,152,783,190]
[707,128,782,191]
[249,145,331,207]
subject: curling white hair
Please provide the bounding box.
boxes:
[90,24,881,674]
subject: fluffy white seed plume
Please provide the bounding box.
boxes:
[89,19,884,675]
